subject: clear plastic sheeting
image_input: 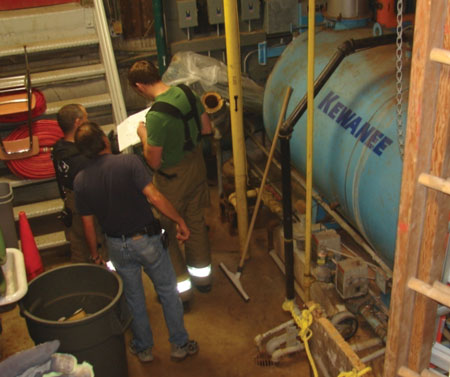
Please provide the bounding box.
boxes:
[162,51,264,114]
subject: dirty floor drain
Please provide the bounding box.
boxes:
[254,352,275,367]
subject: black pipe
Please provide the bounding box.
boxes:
[282,34,397,134]
[280,136,295,300]
[279,34,397,301]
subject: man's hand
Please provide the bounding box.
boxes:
[137,121,147,141]
[90,254,106,266]
[176,221,190,242]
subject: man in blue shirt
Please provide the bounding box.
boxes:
[74,122,198,363]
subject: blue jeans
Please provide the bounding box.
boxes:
[106,233,189,352]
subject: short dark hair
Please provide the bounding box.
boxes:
[74,122,106,158]
[57,104,85,134]
[128,60,161,87]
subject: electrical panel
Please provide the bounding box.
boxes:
[177,0,198,29]
[206,0,224,25]
[241,0,261,21]
[264,0,298,34]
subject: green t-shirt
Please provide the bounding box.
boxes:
[145,86,205,169]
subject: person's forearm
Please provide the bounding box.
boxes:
[81,215,99,259]
[144,184,183,225]
[142,183,190,241]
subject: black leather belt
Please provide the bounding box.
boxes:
[107,220,161,239]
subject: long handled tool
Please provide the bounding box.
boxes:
[220,86,293,302]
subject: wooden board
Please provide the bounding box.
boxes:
[309,309,374,377]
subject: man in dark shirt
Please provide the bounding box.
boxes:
[52,104,107,264]
[74,122,198,363]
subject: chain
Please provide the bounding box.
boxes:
[396,0,404,159]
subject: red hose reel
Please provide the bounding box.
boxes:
[4,119,63,179]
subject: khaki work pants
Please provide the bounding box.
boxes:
[154,144,211,287]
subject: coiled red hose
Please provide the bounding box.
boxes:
[0,89,46,123]
[4,119,63,179]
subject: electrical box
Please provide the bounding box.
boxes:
[264,0,298,34]
[241,0,261,21]
[312,229,341,263]
[335,259,369,299]
[206,0,224,25]
[177,0,198,29]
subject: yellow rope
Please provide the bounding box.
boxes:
[282,300,372,377]
[337,367,372,377]
[283,300,319,377]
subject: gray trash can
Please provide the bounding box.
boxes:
[20,264,132,377]
[0,183,18,248]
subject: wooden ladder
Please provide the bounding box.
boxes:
[383,1,450,376]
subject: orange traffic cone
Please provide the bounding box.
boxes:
[18,211,44,281]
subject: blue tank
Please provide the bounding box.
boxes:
[263,29,410,269]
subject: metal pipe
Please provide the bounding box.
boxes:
[237,87,292,272]
[351,338,383,352]
[360,347,386,363]
[282,34,397,134]
[269,250,308,303]
[246,129,392,277]
[243,49,258,74]
[304,0,316,292]
[152,0,169,75]
[280,135,295,301]
[215,135,223,198]
[224,0,249,258]
[359,304,388,343]
[201,91,228,199]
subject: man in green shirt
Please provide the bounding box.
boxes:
[128,60,213,305]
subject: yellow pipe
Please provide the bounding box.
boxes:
[224,0,249,258]
[304,0,316,295]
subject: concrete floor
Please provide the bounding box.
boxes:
[0,186,313,377]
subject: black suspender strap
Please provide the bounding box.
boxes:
[148,84,202,151]
[150,101,194,150]
[177,83,202,141]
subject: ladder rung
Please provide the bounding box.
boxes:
[0,174,53,188]
[430,48,450,66]
[0,75,26,91]
[46,93,112,114]
[26,231,69,251]
[398,366,444,377]
[398,366,420,377]
[31,64,105,86]
[13,198,64,221]
[0,35,99,58]
[408,277,450,307]
[418,173,450,195]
